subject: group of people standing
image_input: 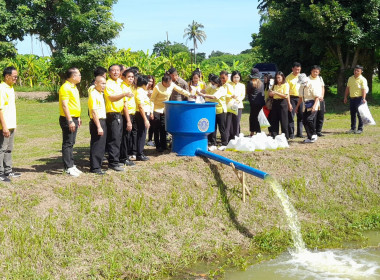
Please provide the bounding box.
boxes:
[0,61,369,181]
[247,62,326,143]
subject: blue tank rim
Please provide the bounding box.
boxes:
[164,101,217,106]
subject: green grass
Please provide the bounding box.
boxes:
[0,81,379,279]
[14,85,52,92]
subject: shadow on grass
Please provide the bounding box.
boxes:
[14,147,91,175]
[201,157,254,239]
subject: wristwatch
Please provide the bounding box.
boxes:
[69,120,74,125]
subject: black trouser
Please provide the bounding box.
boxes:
[59,116,79,169]
[303,109,317,140]
[315,100,325,134]
[350,97,363,131]
[127,114,137,156]
[106,112,123,168]
[288,96,303,137]
[249,103,263,134]
[271,99,289,139]
[226,109,243,141]
[208,112,227,146]
[89,119,107,172]
[120,114,137,161]
[135,111,148,157]
[153,112,167,150]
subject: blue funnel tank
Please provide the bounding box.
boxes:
[164,101,216,156]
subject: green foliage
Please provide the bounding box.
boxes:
[152,41,190,57]
[257,0,380,93]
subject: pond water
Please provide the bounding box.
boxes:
[224,231,380,280]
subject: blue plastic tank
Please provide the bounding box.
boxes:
[164,101,216,156]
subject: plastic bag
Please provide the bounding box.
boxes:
[358,103,376,125]
[227,100,239,115]
[258,109,270,127]
[195,95,205,104]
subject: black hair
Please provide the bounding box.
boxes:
[274,71,286,85]
[219,70,228,76]
[3,66,16,78]
[136,75,149,87]
[122,68,135,78]
[108,64,120,72]
[210,75,222,87]
[263,74,273,91]
[208,73,216,82]
[119,64,126,72]
[94,66,107,78]
[231,70,241,81]
[162,73,172,83]
[64,67,79,80]
[168,67,177,75]
[129,66,140,73]
[292,62,301,68]
[191,71,200,80]
[147,75,156,90]
[354,65,363,70]
[311,65,321,71]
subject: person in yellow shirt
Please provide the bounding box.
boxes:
[0,67,20,182]
[135,75,152,161]
[198,74,228,151]
[59,67,82,177]
[120,69,136,166]
[146,75,156,147]
[286,62,303,138]
[104,64,133,171]
[188,71,205,102]
[344,65,368,134]
[88,76,107,175]
[151,72,192,152]
[226,70,246,141]
[269,71,290,139]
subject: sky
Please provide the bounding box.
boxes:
[15,0,261,57]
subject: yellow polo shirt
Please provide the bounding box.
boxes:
[151,82,190,114]
[226,82,246,109]
[273,83,290,100]
[347,75,367,98]
[59,81,81,117]
[205,86,227,114]
[121,82,136,115]
[104,78,124,113]
[135,87,152,114]
[0,82,16,129]
[88,88,106,119]
[286,73,299,97]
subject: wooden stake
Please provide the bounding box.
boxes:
[230,163,250,202]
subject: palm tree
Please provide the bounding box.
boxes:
[183,20,207,65]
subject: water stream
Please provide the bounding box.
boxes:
[224,178,380,279]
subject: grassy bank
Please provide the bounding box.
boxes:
[0,86,379,279]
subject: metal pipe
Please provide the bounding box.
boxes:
[195,148,269,180]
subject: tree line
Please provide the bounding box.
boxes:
[0,0,379,96]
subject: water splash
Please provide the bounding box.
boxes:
[265,176,305,252]
[262,176,380,279]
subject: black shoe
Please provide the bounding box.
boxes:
[289,135,295,139]
[109,165,124,172]
[124,159,135,166]
[0,175,11,182]
[156,148,164,153]
[136,155,149,161]
[91,170,106,175]
[317,132,324,137]
[296,134,304,138]
[5,172,21,178]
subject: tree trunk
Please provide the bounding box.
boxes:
[337,67,346,96]
[193,38,196,64]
